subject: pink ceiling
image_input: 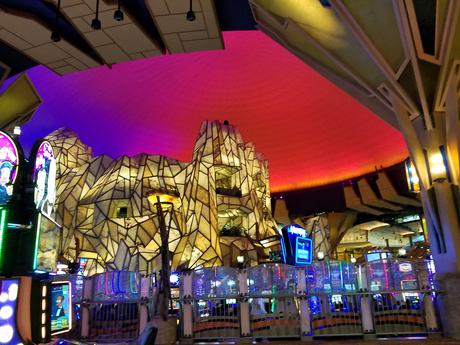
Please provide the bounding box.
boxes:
[21,30,408,192]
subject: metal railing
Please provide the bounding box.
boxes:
[87,301,140,341]
[308,293,362,336]
[371,291,429,335]
[192,297,240,339]
[249,295,300,338]
[179,290,440,340]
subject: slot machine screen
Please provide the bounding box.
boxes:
[51,282,72,335]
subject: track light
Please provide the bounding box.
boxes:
[186,0,196,21]
[51,31,61,42]
[51,0,61,42]
[114,0,124,21]
[92,0,101,30]
[91,18,101,30]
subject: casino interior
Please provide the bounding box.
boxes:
[0,0,460,344]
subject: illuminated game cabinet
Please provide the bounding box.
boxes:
[0,130,71,344]
[0,277,72,344]
[280,224,313,266]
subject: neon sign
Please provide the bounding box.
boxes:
[295,236,313,265]
[281,224,312,265]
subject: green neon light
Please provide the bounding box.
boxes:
[33,213,42,270]
[0,209,6,269]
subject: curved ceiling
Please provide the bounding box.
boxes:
[20,30,408,192]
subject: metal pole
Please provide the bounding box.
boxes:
[156,196,171,321]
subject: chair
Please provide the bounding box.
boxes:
[132,326,158,345]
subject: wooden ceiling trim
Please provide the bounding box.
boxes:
[250,0,399,128]
[330,0,420,119]
[434,0,460,110]
[392,0,433,129]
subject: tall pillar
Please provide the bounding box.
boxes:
[181,271,194,340]
[390,66,460,338]
[238,269,251,340]
[138,276,150,335]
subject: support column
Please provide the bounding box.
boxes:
[390,77,460,338]
[181,271,194,340]
[238,269,251,340]
[423,292,439,332]
[80,277,93,339]
[359,266,374,336]
[138,276,150,335]
[296,267,312,340]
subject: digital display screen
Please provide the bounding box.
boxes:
[295,236,312,265]
[33,141,56,218]
[401,280,418,290]
[399,263,413,272]
[0,132,18,205]
[51,282,71,335]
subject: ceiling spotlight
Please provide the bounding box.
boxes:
[92,0,101,30]
[114,0,124,21]
[114,9,124,21]
[13,126,21,136]
[91,18,101,30]
[51,31,61,42]
[186,0,196,21]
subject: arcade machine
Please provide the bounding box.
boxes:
[393,260,420,304]
[169,271,181,313]
[0,132,72,344]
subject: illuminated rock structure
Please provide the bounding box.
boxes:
[46,121,277,275]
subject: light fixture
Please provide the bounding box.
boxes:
[317,251,325,261]
[113,0,124,21]
[56,263,68,270]
[169,272,179,285]
[51,31,61,42]
[429,149,447,182]
[350,256,356,263]
[398,248,407,256]
[50,0,61,42]
[186,0,196,21]
[237,255,244,264]
[405,158,420,193]
[146,187,181,209]
[13,126,21,136]
[91,0,101,30]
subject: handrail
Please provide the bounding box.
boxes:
[185,290,442,300]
